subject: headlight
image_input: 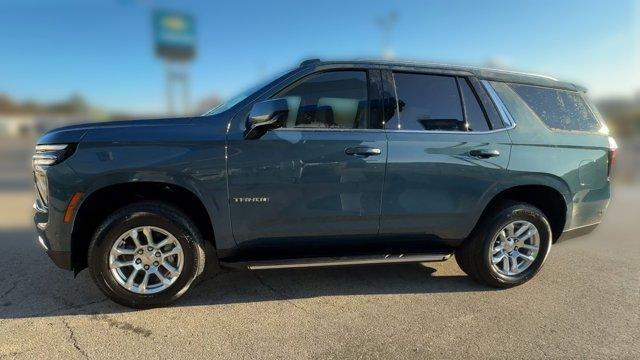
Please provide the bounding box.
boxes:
[32,143,76,206]
[34,170,49,206]
[32,144,76,167]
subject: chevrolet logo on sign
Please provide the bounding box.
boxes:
[153,10,196,61]
[163,16,187,31]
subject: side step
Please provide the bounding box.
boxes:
[222,253,453,270]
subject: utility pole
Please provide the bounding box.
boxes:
[375,11,398,60]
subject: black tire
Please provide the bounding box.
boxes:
[88,202,206,308]
[454,252,478,280]
[456,201,552,288]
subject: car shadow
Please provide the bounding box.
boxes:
[1,229,495,320]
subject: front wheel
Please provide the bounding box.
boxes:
[88,202,206,308]
[456,202,553,288]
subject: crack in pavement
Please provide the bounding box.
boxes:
[61,318,89,359]
[0,281,17,300]
[28,298,110,318]
[252,272,314,316]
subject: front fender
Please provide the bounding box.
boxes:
[66,136,234,252]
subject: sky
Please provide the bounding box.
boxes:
[0,0,637,114]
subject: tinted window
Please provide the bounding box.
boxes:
[381,70,400,129]
[277,71,368,129]
[393,73,465,131]
[508,83,601,132]
[459,78,491,131]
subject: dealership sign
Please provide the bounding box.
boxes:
[153,11,196,61]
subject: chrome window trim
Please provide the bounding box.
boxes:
[272,127,512,135]
[263,79,517,135]
[273,128,385,133]
[382,127,512,135]
[481,80,516,128]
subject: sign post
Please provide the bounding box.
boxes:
[153,11,195,115]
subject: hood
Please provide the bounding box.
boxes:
[36,116,205,145]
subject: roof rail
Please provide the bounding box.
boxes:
[299,58,321,67]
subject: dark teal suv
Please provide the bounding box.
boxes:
[33,59,616,308]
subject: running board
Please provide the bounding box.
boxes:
[222,253,453,270]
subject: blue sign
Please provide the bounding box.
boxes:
[153,10,196,60]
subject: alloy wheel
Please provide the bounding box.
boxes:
[108,226,184,294]
[490,220,540,276]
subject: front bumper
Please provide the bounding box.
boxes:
[32,159,83,272]
[36,232,72,270]
[34,197,73,271]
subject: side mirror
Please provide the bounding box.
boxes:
[245,98,289,139]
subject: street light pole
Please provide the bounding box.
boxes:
[165,61,175,116]
[164,61,191,116]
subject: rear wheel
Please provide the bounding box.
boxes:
[456,202,552,288]
[454,252,477,280]
[88,202,206,308]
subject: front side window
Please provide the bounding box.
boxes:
[277,71,369,129]
[507,83,602,132]
[393,73,465,131]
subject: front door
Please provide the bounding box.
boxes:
[227,70,387,258]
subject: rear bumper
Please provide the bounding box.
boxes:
[556,223,599,243]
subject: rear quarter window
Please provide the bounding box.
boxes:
[506,83,602,132]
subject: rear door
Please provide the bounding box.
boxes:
[380,70,511,247]
[226,69,387,257]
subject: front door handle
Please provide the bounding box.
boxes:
[469,149,500,158]
[345,146,382,157]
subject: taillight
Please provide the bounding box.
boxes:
[607,137,618,178]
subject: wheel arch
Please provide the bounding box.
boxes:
[70,181,216,273]
[473,183,570,243]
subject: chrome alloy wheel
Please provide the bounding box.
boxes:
[490,220,540,276]
[109,226,184,294]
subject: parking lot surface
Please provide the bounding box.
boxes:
[0,137,638,359]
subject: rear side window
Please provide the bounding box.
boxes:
[507,83,601,132]
[459,78,491,131]
[393,73,465,131]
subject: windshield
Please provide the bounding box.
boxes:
[202,69,292,116]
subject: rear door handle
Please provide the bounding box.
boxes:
[345,146,382,157]
[469,149,500,158]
